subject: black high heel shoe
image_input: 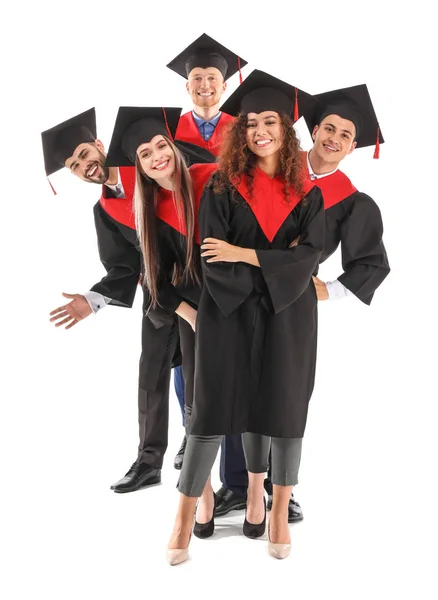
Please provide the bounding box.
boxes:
[193,492,217,539]
[243,497,267,539]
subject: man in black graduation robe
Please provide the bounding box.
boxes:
[305,84,389,303]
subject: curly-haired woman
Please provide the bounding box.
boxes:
[167,71,325,564]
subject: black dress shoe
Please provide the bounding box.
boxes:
[243,497,267,539]
[267,494,304,523]
[173,435,187,470]
[194,493,217,539]
[214,486,247,517]
[111,461,161,493]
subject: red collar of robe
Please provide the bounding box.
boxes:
[155,188,187,237]
[156,163,219,243]
[234,167,314,242]
[303,152,357,209]
[99,166,136,230]
[99,162,219,242]
[190,163,219,243]
[175,112,235,157]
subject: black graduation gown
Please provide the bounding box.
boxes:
[192,169,325,438]
[89,186,179,391]
[90,200,141,307]
[87,152,217,391]
[304,158,390,304]
[152,215,202,321]
[148,171,215,410]
[149,163,219,324]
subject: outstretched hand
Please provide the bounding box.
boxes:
[49,293,92,329]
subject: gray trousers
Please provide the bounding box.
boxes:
[178,432,302,498]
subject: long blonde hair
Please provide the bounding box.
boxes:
[134,136,198,309]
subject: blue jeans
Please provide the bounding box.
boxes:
[174,365,185,425]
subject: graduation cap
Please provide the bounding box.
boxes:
[309,84,384,157]
[41,108,97,181]
[166,33,247,82]
[106,106,217,168]
[219,69,317,124]
[105,107,181,167]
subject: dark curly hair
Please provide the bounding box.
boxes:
[213,113,306,201]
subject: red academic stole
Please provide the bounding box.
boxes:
[155,163,219,243]
[155,188,186,236]
[99,166,136,230]
[190,163,219,243]
[302,152,357,210]
[235,167,314,242]
[175,112,234,157]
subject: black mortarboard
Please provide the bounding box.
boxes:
[219,69,317,123]
[105,107,181,167]
[41,108,97,176]
[166,33,247,81]
[309,84,384,154]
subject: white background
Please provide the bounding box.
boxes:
[1,1,437,598]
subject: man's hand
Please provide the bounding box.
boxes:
[201,238,243,263]
[49,293,92,329]
[312,277,329,301]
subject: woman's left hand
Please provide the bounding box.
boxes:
[201,238,243,263]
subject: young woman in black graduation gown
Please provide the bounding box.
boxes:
[167,71,326,564]
[105,105,217,506]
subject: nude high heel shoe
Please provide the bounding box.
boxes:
[166,532,192,566]
[267,524,291,559]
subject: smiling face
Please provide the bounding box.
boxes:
[186,67,227,109]
[136,135,175,182]
[64,140,109,184]
[311,114,357,166]
[245,111,284,158]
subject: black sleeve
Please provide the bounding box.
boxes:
[199,181,254,318]
[141,283,178,330]
[256,186,325,314]
[89,202,141,308]
[338,193,390,305]
[155,281,183,315]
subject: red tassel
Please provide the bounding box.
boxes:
[238,57,243,84]
[373,126,380,159]
[293,87,299,122]
[162,107,173,141]
[47,176,57,195]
